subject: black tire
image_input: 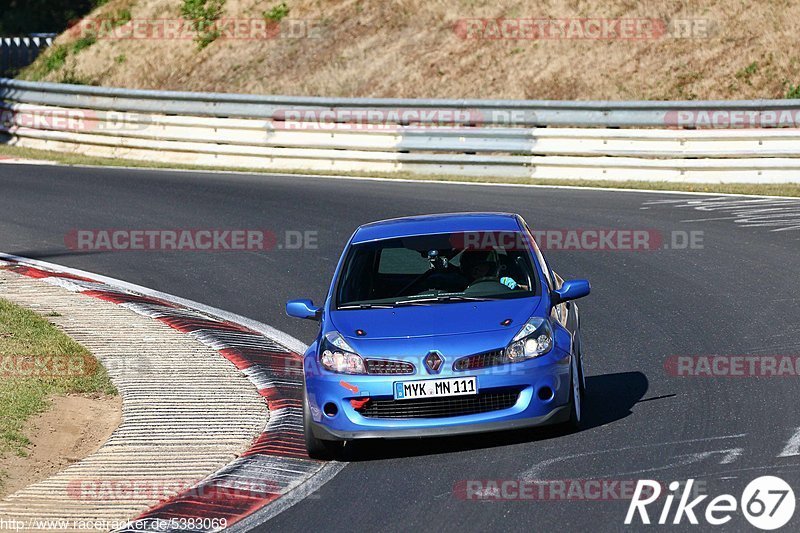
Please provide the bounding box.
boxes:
[575,334,586,397]
[303,392,343,460]
[561,362,582,432]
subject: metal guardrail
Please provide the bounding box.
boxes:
[4,78,800,126]
[2,78,800,183]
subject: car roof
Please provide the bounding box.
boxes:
[351,212,522,244]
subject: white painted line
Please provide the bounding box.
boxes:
[570,448,744,480]
[718,447,744,464]
[779,427,800,457]
[227,461,348,533]
[521,433,747,480]
[0,157,57,165]
[644,196,800,232]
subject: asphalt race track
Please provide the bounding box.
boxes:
[2,164,799,531]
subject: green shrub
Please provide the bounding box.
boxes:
[264,2,290,22]
[114,8,132,26]
[735,61,758,84]
[181,0,226,49]
[786,84,800,99]
[71,34,97,54]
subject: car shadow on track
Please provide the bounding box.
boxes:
[339,371,649,462]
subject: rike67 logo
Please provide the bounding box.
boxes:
[626,476,795,530]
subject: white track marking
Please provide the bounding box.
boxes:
[0,157,56,165]
[705,464,800,480]
[588,448,744,479]
[643,196,800,231]
[227,462,348,532]
[521,434,746,480]
[779,427,800,457]
[718,447,744,464]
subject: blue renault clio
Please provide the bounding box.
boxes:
[286,213,590,458]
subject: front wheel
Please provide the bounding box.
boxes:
[303,391,343,460]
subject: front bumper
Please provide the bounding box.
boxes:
[310,404,569,439]
[305,348,573,441]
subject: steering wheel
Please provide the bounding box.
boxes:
[465,278,512,294]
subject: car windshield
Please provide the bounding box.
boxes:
[336,231,539,308]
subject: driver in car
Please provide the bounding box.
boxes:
[459,250,525,290]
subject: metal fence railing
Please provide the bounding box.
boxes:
[0,35,55,77]
[2,78,800,183]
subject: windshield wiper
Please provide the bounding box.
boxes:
[340,296,500,309]
[337,303,396,309]
[394,295,499,305]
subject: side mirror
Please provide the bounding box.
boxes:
[552,279,591,305]
[286,299,322,320]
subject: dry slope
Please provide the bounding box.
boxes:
[18,0,800,100]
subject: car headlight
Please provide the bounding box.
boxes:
[504,317,553,362]
[320,331,366,374]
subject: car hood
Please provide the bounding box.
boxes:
[330,297,542,341]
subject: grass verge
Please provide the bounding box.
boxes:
[1,143,799,198]
[0,297,116,490]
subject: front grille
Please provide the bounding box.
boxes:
[453,349,508,371]
[356,389,520,419]
[365,358,415,375]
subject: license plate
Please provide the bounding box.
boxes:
[394,376,477,400]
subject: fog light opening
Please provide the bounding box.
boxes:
[323,402,339,417]
[537,386,554,402]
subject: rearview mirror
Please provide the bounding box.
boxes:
[552,279,591,305]
[286,299,322,320]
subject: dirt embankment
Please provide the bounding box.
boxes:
[18,0,800,100]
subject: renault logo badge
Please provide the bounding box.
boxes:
[424,351,444,374]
